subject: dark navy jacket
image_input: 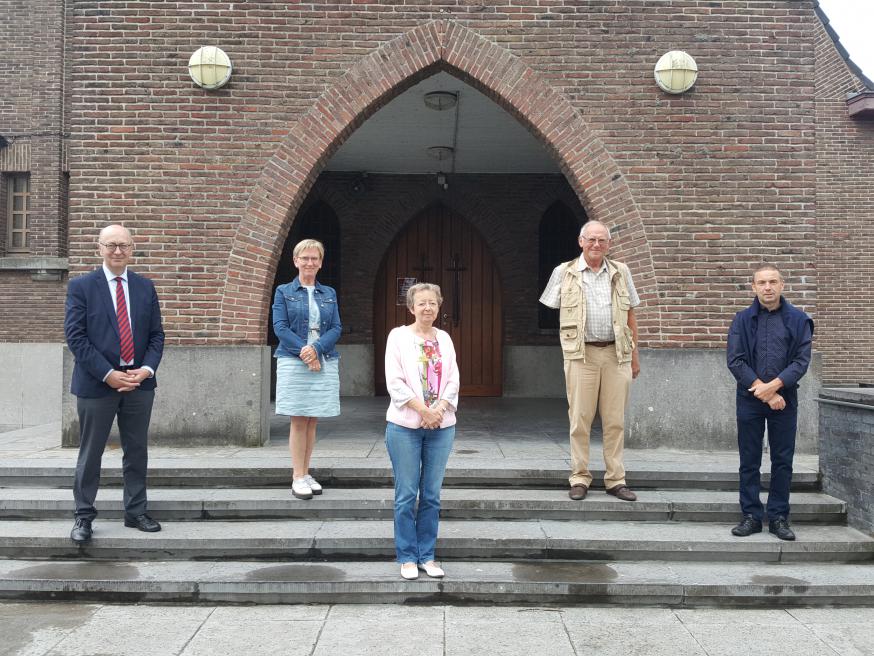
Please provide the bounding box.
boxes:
[727,296,814,398]
[64,268,165,398]
[272,278,341,359]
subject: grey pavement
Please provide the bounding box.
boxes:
[2,602,874,656]
[0,397,819,476]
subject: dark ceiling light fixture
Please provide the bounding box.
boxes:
[351,172,368,194]
[423,91,458,111]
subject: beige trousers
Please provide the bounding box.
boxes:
[564,344,631,488]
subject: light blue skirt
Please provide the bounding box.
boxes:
[275,356,340,417]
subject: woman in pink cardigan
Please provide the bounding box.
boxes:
[384,282,460,581]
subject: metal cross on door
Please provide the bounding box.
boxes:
[445,253,467,327]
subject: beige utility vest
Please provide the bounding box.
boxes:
[558,256,635,363]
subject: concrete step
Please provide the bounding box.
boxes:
[0,519,870,562]
[0,457,822,491]
[0,488,847,523]
[1,558,873,606]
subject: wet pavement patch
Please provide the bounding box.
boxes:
[246,564,347,582]
[8,561,139,580]
[512,562,618,583]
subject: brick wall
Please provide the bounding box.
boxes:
[814,18,874,385]
[2,1,872,383]
[0,0,67,342]
[0,271,67,341]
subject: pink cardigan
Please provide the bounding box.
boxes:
[384,325,460,429]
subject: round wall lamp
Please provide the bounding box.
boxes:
[188,46,233,90]
[654,50,698,94]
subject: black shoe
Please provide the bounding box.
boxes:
[70,518,92,545]
[769,517,796,541]
[124,513,161,532]
[731,514,763,537]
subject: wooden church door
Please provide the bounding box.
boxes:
[374,204,503,396]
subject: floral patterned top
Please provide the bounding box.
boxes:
[416,338,443,408]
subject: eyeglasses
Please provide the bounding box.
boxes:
[295,256,321,263]
[582,238,609,246]
[99,242,133,252]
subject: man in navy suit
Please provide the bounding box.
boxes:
[64,224,165,544]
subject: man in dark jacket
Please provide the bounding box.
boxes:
[726,264,813,541]
[64,224,165,545]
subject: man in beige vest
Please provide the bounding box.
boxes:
[540,221,641,501]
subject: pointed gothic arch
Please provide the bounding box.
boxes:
[219,19,655,341]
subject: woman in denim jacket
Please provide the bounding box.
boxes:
[272,239,342,500]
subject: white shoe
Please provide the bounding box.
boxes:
[418,561,445,578]
[304,474,322,495]
[292,478,313,500]
[400,563,419,580]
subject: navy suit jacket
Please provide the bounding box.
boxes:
[64,268,165,398]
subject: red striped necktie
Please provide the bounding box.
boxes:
[114,276,135,364]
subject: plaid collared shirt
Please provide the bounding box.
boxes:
[539,256,640,341]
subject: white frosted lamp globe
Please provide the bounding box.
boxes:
[654,50,698,94]
[188,46,232,90]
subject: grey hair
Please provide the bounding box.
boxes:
[579,221,611,239]
[406,282,443,311]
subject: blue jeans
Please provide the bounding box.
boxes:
[736,390,798,521]
[385,422,455,564]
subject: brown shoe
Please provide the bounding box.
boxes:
[606,485,637,502]
[568,484,588,500]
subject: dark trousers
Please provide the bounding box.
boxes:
[736,391,798,522]
[73,389,155,521]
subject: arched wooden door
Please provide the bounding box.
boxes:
[374,204,503,396]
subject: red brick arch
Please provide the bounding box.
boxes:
[220,19,655,341]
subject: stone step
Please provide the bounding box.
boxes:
[1,558,873,607]
[0,520,870,562]
[0,488,847,523]
[0,458,822,491]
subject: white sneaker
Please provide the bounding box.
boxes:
[304,474,322,495]
[400,563,419,580]
[417,561,445,578]
[292,478,313,500]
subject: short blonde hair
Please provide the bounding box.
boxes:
[293,239,325,260]
[406,282,443,310]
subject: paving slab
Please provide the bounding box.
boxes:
[314,605,444,656]
[444,606,576,656]
[43,604,212,656]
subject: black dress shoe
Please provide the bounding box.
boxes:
[606,485,637,502]
[569,484,588,500]
[769,517,796,541]
[731,514,763,536]
[124,513,161,532]
[70,518,92,545]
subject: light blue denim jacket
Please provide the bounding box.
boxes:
[272,278,341,359]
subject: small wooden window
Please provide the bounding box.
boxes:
[6,173,30,253]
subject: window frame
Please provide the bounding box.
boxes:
[5,173,31,253]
